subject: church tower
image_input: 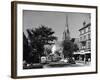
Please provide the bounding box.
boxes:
[63,16,70,41]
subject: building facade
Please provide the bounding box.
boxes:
[73,22,91,63]
[79,22,91,52]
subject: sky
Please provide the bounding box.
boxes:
[23,10,90,41]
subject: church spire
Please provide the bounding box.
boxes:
[63,16,70,41]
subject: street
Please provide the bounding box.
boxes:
[43,61,91,68]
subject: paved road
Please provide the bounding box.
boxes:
[43,62,91,68]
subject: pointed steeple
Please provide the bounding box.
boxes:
[63,16,70,41]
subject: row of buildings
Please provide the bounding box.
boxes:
[62,16,91,62]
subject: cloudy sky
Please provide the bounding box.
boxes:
[23,10,90,41]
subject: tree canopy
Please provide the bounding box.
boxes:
[23,25,57,63]
[62,40,74,58]
[62,39,79,59]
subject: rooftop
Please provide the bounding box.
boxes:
[79,23,91,31]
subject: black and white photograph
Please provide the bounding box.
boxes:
[11,1,97,78]
[23,11,91,69]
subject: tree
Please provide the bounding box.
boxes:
[62,39,79,64]
[71,38,75,43]
[23,33,32,63]
[73,44,79,52]
[71,38,79,52]
[62,40,75,64]
[44,45,52,56]
[62,40,74,59]
[27,25,57,63]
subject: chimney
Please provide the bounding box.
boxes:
[83,21,86,27]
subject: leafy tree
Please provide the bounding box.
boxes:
[62,38,79,64]
[71,38,79,52]
[73,44,79,52]
[27,25,57,63]
[71,38,75,43]
[44,46,52,56]
[23,33,32,63]
[62,40,74,59]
